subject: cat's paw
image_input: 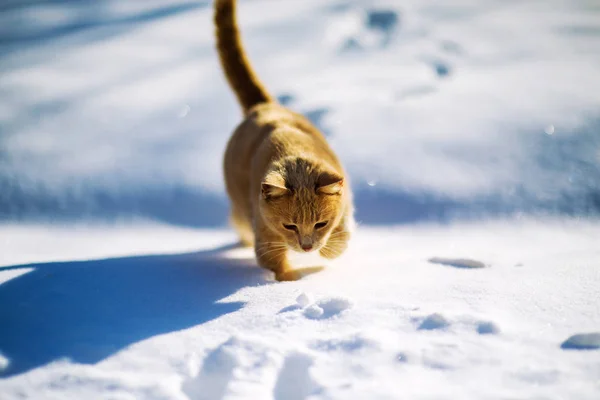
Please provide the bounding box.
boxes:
[275,266,325,282]
[276,270,302,281]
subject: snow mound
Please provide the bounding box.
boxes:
[296,292,313,308]
[304,297,354,320]
[303,304,324,319]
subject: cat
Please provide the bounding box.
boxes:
[214,0,354,281]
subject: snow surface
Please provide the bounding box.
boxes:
[1,221,600,399]
[1,0,600,399]
[2,0,600,224]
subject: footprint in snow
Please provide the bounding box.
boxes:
[274,352,320,400]
[184,337,322,400]
[431,60,451,78]
[396,352,410,364]
[366,9,400,33]
[366,8,400,47]
[561,332,600,350]
[476,321,500,335]
[418,313,450,330]
[304,297,353,320]
[286,293,353,320]
[311,333,380,353]
[439,39,464,55]
[336,8,401,52]
[182,336,280,400]
[429,257,487,269]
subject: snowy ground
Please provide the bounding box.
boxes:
[1,0,600,399]
[1,220,600,399]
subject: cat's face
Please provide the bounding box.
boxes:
[259,172,344,253]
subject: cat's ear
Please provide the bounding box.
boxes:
[316,171,344,195]
[261,183,288,199]
[261,172,289,199]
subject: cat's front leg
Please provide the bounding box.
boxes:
[319,219,351,259]
[254,237,299,281]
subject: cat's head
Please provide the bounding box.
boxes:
[258,163,345,253]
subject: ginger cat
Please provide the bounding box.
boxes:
[214,0,354,281]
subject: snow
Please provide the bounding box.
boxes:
[2,0,600,224]
[300,297,354,320]
[2,221,600,399]
[303,305,325,320]
[295,293,313,308]
[1,0,600,399]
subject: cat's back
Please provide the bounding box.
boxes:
[246,102,326,144]
[224,103,335,172]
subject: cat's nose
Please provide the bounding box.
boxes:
[300,236,313,251]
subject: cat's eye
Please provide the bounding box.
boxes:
[314,221,328,229]
[283,224,298,232]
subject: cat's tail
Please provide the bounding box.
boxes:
[214,0,274,113]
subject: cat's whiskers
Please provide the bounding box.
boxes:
[328,230,349,237]
[259,240,285,245]
[319,246,335,259]
[256,244,287,252]
[325,236,348,242]
[256,243,287,250]
[257,247,287,260]
[326,235,349,244]
[256,242,288,255]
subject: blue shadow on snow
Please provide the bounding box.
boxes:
[0,243,266,378]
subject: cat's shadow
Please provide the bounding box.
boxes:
[0,243,266,378]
